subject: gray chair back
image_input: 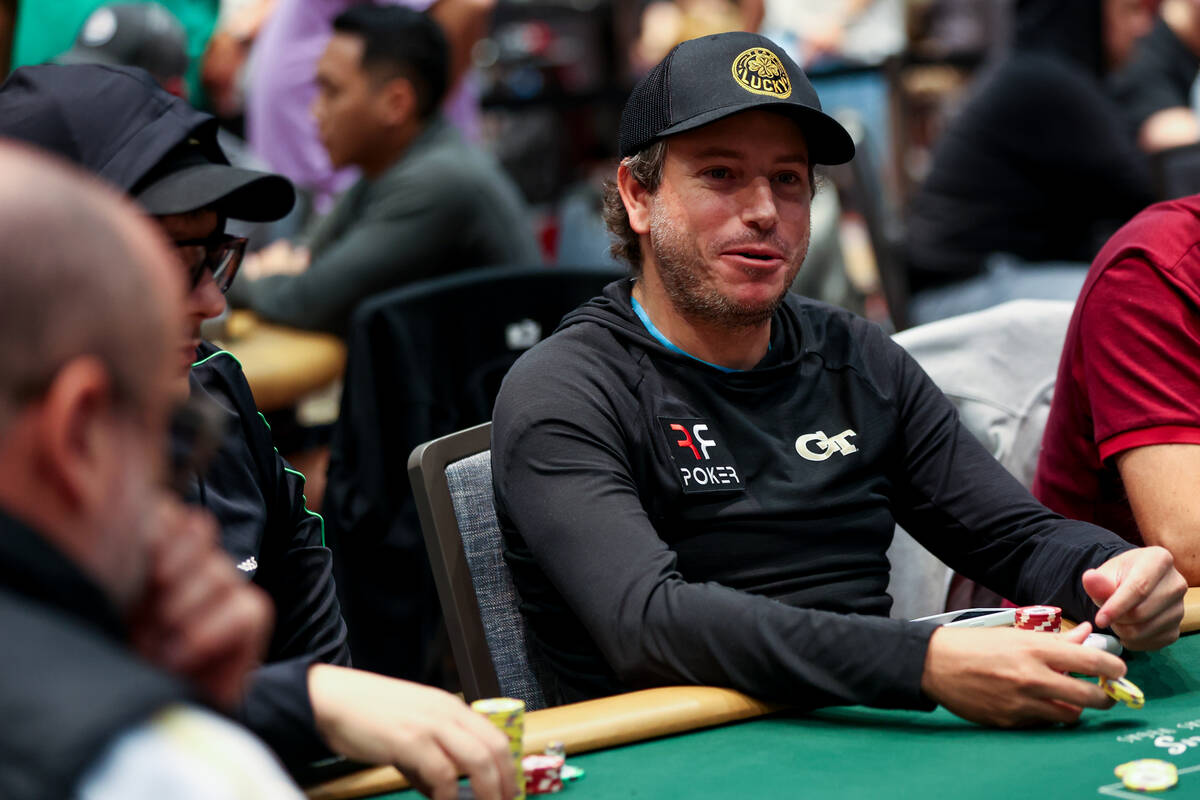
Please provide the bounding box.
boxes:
[885,299,1074,618]
[409,422,549,709]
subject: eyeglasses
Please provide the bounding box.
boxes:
[174,233,248,293]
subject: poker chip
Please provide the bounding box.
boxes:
[544,741,566,759]
[1116,759,1177,791]
[471,698,526,799]
[523,754,565,795]
[1100,675,1146,710]
[561,764,585,782]
[1014,605,1062,633]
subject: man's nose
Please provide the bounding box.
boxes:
[740,176,778,231]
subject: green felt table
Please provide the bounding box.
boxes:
[366,633,1200,799]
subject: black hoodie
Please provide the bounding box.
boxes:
[492,280,1132,708]
[905,0,1165,291]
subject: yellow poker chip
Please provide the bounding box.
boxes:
[1117,759,1178,791]
[1100,675,1145,709]
[1114,759,1171,779]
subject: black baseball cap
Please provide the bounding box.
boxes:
[619,31,855,165]
[58,3,188,83]
[0,64,293,222]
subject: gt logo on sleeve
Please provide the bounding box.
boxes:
[658,417,745,494]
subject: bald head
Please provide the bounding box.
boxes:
[0,143,182,431]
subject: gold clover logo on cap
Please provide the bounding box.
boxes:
[731,47,792,99]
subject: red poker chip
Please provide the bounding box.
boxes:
[523,754,565,795]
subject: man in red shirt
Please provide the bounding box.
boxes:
[1034,194,1200,584]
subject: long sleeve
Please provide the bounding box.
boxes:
[874,330,1135,618]
[190,349,350,773]
[237,413,351,772]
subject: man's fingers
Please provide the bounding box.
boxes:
[1061,621,1092,645]
[166,581,270,674]
[1095,556,1169,629]
[432,723,506,800]
[1042,641,1125,680]
[1081,568,1117,613]
[398,741,461,800]
[1031,669,1118,710]
[459,711,517,797]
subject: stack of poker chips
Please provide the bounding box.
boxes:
[522,754,565,795]
[1014,605,1062,633]
[470,698,526,800]
[1115,759,1178,791]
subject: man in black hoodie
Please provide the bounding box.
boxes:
[0,64,515,800]
[492,31,1187,727]
[904,0,1200,319]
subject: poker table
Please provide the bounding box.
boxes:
[214,310,345,412]
[307,593,1200,800]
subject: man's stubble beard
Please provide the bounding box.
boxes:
[647,200,809,331]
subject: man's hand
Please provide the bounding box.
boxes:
[242,241,310,280]
[921,622,1124,727]
[1083,546,1187,650]
[127,500,274,709]
[308,664,517,800]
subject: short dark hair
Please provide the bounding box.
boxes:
[601,141,667,274]
[332,5,449,120]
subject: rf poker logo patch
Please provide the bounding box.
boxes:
[659,418,745,494]
[731,47,792,99]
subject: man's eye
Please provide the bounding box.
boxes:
[775,172,802,185]
[705,167,731,180]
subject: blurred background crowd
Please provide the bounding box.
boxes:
[4,0,1156,334]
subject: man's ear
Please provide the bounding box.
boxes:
[617,163,653,235]
[380,76,419,127]
[34,357,117,515]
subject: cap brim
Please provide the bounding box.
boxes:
[657,103,856,166]
[55,47,121,67]
[136,163,295,221]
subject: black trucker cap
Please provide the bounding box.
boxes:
[58,3,188,83]
[0,63,293,222]
[619,31,855,165]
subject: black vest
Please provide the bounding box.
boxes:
[0,512,191,800]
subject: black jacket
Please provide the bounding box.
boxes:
[905,0,1165,290]
[0,510,190,800]
[492,280,1133,707]
[188,343,351,771]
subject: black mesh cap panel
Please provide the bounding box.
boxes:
[618,50,675,158]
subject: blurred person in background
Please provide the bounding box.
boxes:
[1112,0,1200,152]
[902,0,1191,324]
[10,0,219,102]
[0,63,516,800]
[228,5,538,336]
[747,0,905,69]
[0,142,290,799]
[244,0,495,211]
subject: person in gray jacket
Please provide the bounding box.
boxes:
[229,5,539,335]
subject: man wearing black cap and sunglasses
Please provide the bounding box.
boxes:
[491,32,1187,727]
[0,64,516,800]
